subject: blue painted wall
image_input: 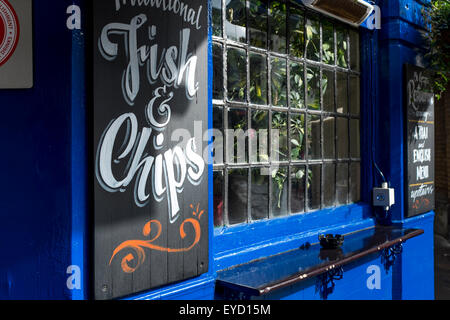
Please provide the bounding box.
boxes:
[0,0,435,300]
[0,0,79,299]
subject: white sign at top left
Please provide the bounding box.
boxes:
[0,0,33,89]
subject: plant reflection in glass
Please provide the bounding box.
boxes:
[271,57,287,107]
[227,47,246,102]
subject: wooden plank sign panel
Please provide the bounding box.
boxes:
[404,64,435,218]
[92,0,209,300]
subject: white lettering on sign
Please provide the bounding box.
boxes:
[66,5,81,30]
[414,126,428,140]
[416,165,429,181]
[407,71,434,115]
[95,14,205,224]
[98,16,198,106]
[114,0,203,30]
[413,149,431,163]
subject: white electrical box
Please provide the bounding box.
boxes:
[373,182,395,210]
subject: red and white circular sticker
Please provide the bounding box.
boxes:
[0,0,19,66]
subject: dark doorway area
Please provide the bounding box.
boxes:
[434,85,450,300]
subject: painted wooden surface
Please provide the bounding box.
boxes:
[404,64,435,217]
[91,0,209,299]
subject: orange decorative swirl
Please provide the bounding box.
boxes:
[109,206,203,274]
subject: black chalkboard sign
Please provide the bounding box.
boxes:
[404,64,435,218]
[91,0,209,300]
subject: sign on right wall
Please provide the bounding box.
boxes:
[404,64,435,217]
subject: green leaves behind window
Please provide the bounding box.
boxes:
[272,112,288,162]
[291,166,306,214]
[307,114,321,160]
[269,0,287,53]
[250,52,268,105]
[227,47,247,102]
[226,0,246,42]
[227,108,248,163]
[306,66,320,110]
[336,25,348,68]
[271,166,288,216]
[289,3,304,58]
[306,17,320,61]
[249,0,268,48]
[322,21,335,65]
[289,61,304,109]
[271,57,287,107]
[290,113,305,161]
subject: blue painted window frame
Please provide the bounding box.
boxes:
[210,19,379,271]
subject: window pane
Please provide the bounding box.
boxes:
[251,168,269,220]
[272,112,288,162]
[251,110,269,163]
[213,43,224,100]
[228,168,248,225]
[289,3,304,58]
[291,166,306,214]
[323,163,336,208]
[323,116,335,159]
[272,166,288,217]
[350,162,361,203]
[322,21,335,65]
[307,114,321,160]
[322,69,335,112]
[306,16,320,61]
[336,163,348,205]
[336,117,349,159]
[227,108,248,163]
[306,66,320,110]
[349,75,360,115]
[213,170,224,227]
[308,165,321,210]
[271,57,287,107]
[336,72,348,114]
[226,0,246,42]
[213,106,224,164]
[212,0,222,37]
[249,0,268,48]
[350,29,360,71]
[289,61,305,109]
[227,47,247,102]
[350,119,360,159]
[290,113,305,161]
[250,52,268,105]
[336,25,348,68]
[269,0,287,53]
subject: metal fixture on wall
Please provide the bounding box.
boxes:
[300,0,374,27]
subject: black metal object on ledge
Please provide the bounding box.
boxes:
[215,226,424,298]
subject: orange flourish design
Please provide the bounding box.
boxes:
[109,204,203,274]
